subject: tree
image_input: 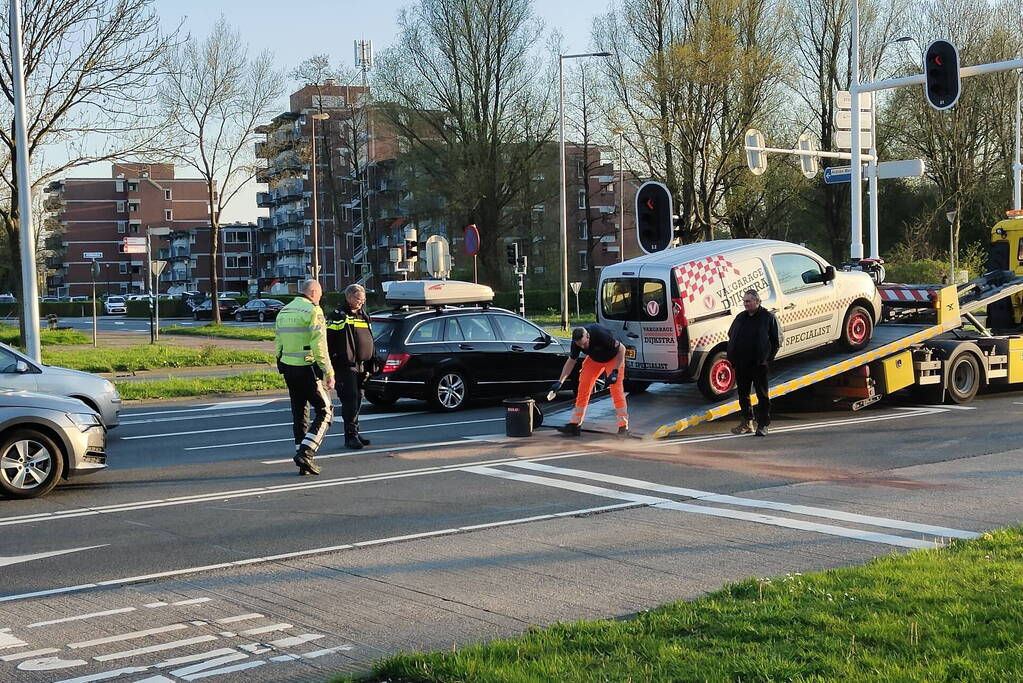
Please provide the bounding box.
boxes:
[0,0,175,337]
[373,0,558,285]
[161,18,284,323]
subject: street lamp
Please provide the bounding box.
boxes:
[310,112,330,283]
[560,51,612,331]
[1014,68,1022,211]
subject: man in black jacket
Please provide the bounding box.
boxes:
[727,289,781,436]
[326,284,375,450]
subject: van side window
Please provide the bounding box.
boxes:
[601,279,632,319]
[771,253,824,295]
[601,278,666,321]
[640,281,667,321]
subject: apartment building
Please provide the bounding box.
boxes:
[44,163,210,297]
[155,222,259,296]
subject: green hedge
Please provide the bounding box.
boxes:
[884,259,949,285]
[493,288,596,315]
[0,302,104,319]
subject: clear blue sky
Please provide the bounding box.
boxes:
[141,0,603,222]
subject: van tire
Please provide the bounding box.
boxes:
[840,305,873,351]
[698,351,736,401]
[623,380,650,394]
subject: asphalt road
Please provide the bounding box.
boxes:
[2,385,1023,681]
[40,316,271,334]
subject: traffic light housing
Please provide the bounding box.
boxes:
[405,239,419,261]
[635,181,674,254]
[506,243,519,265]
[924,39,960,111]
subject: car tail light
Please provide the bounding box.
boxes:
[382,353,410,373]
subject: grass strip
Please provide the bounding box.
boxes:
[115,371,284,400]
[344,527,1023,682]
[42,344,273,373]
[0,324,90,346]
[162,324,276,342]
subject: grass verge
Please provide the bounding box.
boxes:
[42,344,274,373]
[0,324,90,346]
[344,527,1023,682]
[115,371,284,400]
[162,324,276,342]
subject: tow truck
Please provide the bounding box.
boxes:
[652,226,1023,438]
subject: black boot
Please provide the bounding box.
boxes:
[357,434,371,446]
[345,434,364,450]
[294,450,321,475]
[557,423,581,437]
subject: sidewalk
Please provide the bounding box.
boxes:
[53,329,273,351]
[100,363,274,383]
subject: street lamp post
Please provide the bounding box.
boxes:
[559,51,612,331]
[1014,68,1022,211]
[613,127,625,263]
[310,112,330,283]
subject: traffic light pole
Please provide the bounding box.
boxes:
[849,0,863,260]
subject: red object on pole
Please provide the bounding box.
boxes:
[465,224,480,283]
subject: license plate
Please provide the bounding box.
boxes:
[625,347,637,359]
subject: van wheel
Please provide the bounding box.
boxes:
[0,429,64,499]
[946,352,980,404]
[698,351,736,401]
[840,305,873,351]
[623,380,650,394]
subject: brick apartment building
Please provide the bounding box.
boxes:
[155,222,259,296]
[44,163,210,297]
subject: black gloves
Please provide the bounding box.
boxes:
[607,369,619,385]
[550,380,563,393]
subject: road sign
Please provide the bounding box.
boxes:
[464,224,480,256]
[834,110,873,130]
[83,252,103,259]
[835,130,873,150]
[122,244,146,254]
[823,166,853,184]
[122,237,145,245]
[876,159,926,180]
[744,128,767,176]
[570,281,582,295]
[836,91,872,110]
[151,260,167,276]
[796,134,819,179]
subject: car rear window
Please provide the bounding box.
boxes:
[371,319,397,345]
[601,278,668,322]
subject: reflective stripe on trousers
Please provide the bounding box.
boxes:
[572,356,628,428]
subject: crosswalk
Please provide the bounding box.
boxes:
[0,597,352,682]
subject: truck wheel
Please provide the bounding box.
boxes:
[623,380,650,394]
[698,351,736,401]
[0,429,64,499]
[840,305,873,351]
[946,352,980,404]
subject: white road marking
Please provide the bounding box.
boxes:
[297,645,354,658]
[0,648,58,661]
[172,598,211,606]
[183,659,265,680]
[239,623,291,636]
[156,647,237,666]
[169,652,249,677]
[0,630,27,649]
[143,602,168,608]
[0,544,108,568]
[214,613,264,624]
[0,451,598,530]
[18,656,88,671]
[258,439,474,461]
[53,666,147,682]
[912,404,977,410]
[467,466,939,549]
[132,676,175,683]
[29,607,136,628]
[0,500,632,604]
[129,413,484,442]
[204,399,279,410]
[120,408,415,427]
[93,635,220,662]
[509,462,979,539]
[268,634,324,648]
[68,624,188,649]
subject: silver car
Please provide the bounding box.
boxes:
[0,390,107,498]
[0,343,121,427]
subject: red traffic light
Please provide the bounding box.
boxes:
[923,39,960,111]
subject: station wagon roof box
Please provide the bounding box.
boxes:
[385,280,495,306]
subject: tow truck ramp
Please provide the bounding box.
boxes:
[652,282,1013,438]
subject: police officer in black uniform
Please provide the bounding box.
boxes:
[326,284,376,450]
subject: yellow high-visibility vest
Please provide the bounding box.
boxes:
[274,296,333,378]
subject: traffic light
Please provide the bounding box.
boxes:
[635,181,673,254]
[405,239,418,261]
[506,242,519,265]
[924,39,960,111]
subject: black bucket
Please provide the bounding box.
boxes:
[504,397,536,437]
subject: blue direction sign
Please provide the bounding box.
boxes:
[823,166,852,184]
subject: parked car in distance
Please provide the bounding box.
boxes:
[0,389,106,499]
[103,295,127,315]
[40,296,61,303]
[220,291,243,298]
[193,298,240,320]
[68,295,90,302]
[234,298,285,322]
[0,342,121,428]
[0,293,16,304]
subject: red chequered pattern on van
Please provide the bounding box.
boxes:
[689,330,729,352]
[674,256,741,304]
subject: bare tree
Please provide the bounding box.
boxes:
[161,17,285,323]
[373,0,558,285]
[0,0,175,335]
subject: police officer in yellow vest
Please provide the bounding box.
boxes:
[326,284,375,450]
[275,279,334,475]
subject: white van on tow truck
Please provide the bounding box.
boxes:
[598,239,881,400]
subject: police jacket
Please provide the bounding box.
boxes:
[274,295,333,378]
[726,307,781,367]
[326,303,374,370]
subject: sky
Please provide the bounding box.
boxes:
[69,0,604,222]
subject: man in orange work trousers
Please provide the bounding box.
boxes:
[551,324,629,437]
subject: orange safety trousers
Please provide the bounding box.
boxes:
[571,356,628,428]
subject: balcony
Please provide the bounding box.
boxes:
[161,269,191,283]
[276,239,305,254]
[256,191,274,208]
[255,167,271,184]
[275,266,305,279]
[272,211,302,228]
[255,141,269,158]
[257,217,273,231]
[259,243,274,254]
[275,182,304,203]
[168,250,191,262]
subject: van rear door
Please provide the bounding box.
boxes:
[598,275,677,372]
